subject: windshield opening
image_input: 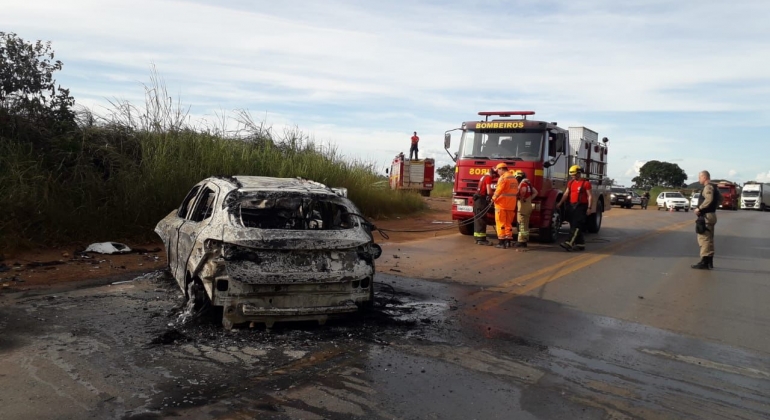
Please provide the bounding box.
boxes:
[233,195,357,230]
[742,191,759,197]
[718,188,731,195]
[459,129,543,160]
[667,192,685,198]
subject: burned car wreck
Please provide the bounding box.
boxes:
[155,176,382,329]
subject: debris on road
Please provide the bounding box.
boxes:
[84,242,132,254]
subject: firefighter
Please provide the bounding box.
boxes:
[472,168,498,245]
[490,163,519,249]
[409,131,420,160]
[513,170,538,248]
[556,165,594,251]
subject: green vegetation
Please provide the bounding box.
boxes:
[0,33,424,251]
[632,160,688,189]
[432,181,454,198]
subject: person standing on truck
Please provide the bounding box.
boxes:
[409,131,420,160]
[473,168,498,245]
[491,163,519,249]
[692,170,718,270]
[513,170,538,248]
[556,165,594,252]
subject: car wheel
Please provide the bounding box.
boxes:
[458,220,474,236]
[685,208,689,212]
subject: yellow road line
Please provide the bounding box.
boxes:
[474,218,694,311]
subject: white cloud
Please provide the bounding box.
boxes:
[756,171,770,183]
[728,169,738,178]
[3,0,770,183]
[625,160,646,177]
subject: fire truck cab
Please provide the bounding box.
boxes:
[444,111,610,242]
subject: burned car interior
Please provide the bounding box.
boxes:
[234,194,357,231]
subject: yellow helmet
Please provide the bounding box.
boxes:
[513,170,525,178]
[568,165,583,175]
[493,163,508,171]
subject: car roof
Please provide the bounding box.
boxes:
[227,176,341,196]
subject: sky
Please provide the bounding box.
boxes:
[3,0,770,186]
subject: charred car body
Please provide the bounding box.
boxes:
[155,176,382,329]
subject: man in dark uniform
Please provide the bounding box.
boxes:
[556,165,594,251]
[473,168,498,245]
[692,170,718,269]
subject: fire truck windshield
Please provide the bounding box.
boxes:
[458,129,543,161]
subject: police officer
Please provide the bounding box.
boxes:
[556,165,594,251]
[513,170,538,248]
[692,170,717,269]
[491,163,519,249]
[473,168,498,245]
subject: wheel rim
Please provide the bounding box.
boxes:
[551,210,561,242]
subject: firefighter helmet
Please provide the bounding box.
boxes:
[568,165,583,175]
[513,170,526,178]
[494,163,508,171]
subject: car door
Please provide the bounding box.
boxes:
[176,184,220,282]
[656,193,665,207]
[158,184,202,285]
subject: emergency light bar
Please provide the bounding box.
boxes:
[478,110,535,121]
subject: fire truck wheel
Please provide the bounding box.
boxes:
[420,190,431,197]
[458,221,474,236]
[539,209,562,243]
[587,201,604,233]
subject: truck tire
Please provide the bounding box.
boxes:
[420,190,431,197]
[538,209,562,243]
[458,220,474,236]
[587,201,603,233]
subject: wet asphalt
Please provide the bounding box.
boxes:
[1,207,769,419]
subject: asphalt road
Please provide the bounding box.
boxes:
[1,207,769,419]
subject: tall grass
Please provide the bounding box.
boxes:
[0,72,425,251]
[432,181,454,198]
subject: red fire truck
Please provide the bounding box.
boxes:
[444,111,610,242]
[388,152,435,197]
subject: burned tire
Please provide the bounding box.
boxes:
[539,209,562,243]
[587,201,603,233]
[458,220,474,236]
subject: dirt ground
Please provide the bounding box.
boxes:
[0,197,454,291]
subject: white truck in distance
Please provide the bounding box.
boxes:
[741,182,770,211]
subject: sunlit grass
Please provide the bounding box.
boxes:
[0,72,426,251]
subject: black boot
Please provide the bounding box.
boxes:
[495,240,509,249]
[513,242,527,248]
[691,257,710,270]
[707,256,714,269]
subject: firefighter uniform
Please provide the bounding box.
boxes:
[559,166,592,251]
[514,172,538,247]
[491,164,519,249]
[692,182,718,269]
[473,170,497,244]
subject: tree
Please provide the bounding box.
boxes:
[0,31,75,135]
[436,164,455,182]
[631,160,688,189]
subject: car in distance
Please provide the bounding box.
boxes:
[690,191,701,210]
[628,190,642,207]
[610,187,633,208]
[656,191,689,212]
[155,176,383,330]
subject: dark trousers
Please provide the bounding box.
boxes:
[567,203,588,245]
[473,197,489,239]
[409,144,419,160]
